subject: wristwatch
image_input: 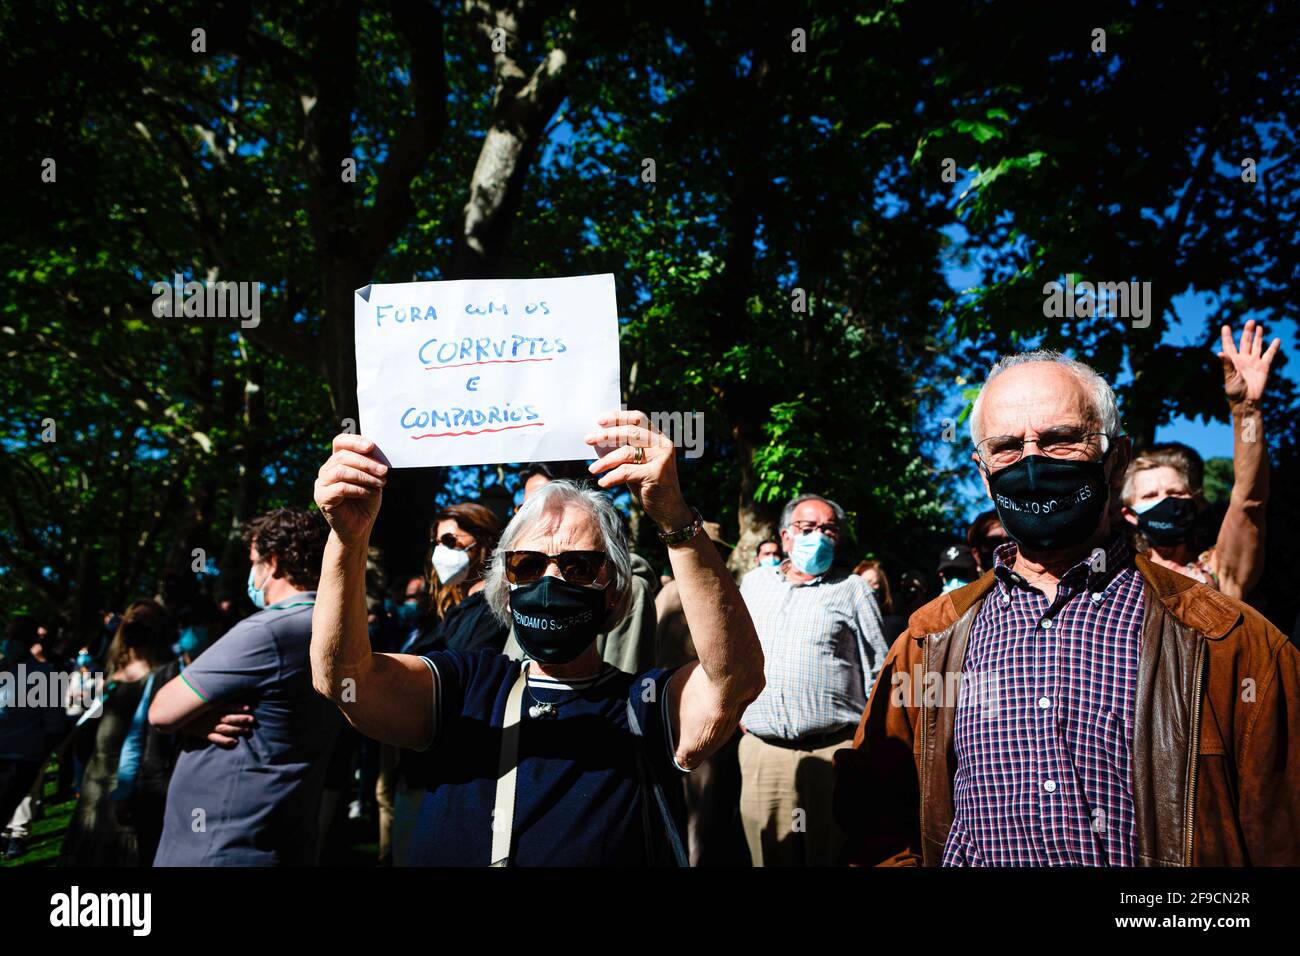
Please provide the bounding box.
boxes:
[657,507,704,547]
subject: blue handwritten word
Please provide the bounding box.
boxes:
[375,304,437,327]
[401,404,541,430]
[465,302,508,316]
[524,301,550,315]
[466,376,480,391]
[418,335,567,366]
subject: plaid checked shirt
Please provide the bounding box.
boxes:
[739,563,887,740]
[942,535,1144,866]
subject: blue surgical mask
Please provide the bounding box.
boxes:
[397,602,421,628]
[247,565,270,609]
[76,652,94,669]
[759,555,781,567]
[941,577,968,594]
[178,626,210,656]
[790,530,835,577]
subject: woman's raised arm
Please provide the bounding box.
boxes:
[1213,321,1281,599]
[586,412,765,769]
[310,434,434,749]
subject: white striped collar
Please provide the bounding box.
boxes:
[523,661,619,691]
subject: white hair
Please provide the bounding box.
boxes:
[483,479,633,631]
[779,493,846,530]
[969,349,1121,446]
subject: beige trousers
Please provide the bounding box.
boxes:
[375,744,398,863]
[738,731,851,867]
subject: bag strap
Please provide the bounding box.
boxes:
[630,728,659,864]
[626,697,689,867]
[490,661,529,866]
[110,669,157,801]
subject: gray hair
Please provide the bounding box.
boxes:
[779,493,847,530]
[969,349,1121,446]
[483,479,634,631]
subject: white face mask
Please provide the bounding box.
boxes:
[432,544,472,586]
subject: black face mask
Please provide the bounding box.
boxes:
[509,576,607,664]
[1135,496,1196,546]
[985,452,1111,553]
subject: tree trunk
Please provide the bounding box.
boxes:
[450,6,572,278]
[218,358,265,601]
[727,425,777,576]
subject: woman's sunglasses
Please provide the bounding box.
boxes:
[434,533,472,551]
[504,550,608,587]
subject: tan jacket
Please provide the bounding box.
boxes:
[832,556,1300,866]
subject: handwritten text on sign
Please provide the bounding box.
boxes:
[353,274,621,467]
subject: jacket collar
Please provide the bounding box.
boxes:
[1133,554,1240,639]
[907,552,1241,641]
[907,569,996,638]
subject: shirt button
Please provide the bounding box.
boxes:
[1090,592,1103,603]
[1043,779,1057,793]
[1038,696,1051,710]
[1001,595,1011,605]
[1040,618,1052,630]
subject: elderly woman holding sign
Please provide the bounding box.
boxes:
[310,411,764,865]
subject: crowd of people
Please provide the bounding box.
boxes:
[1,320,1295,867]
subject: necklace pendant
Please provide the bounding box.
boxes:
[529,702,556,720]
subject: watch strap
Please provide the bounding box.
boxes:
[657,507,703,546]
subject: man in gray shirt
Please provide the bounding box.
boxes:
[150,508,339,866]
[738,493,887,866]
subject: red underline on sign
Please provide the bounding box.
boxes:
[424,358,555,370]
[411,423,546,439]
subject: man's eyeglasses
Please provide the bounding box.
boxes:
[433,533,472,551]
[504,550,609,587]
[975,427,1110,470]
[788,521,841,539]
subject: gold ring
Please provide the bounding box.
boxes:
[633,446,645,465]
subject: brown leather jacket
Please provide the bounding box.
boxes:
[832,555,1300,866]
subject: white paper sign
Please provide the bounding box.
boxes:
[354,274,621,468]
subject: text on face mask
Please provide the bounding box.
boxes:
[511,608,594,631]
[995,483,1092,514]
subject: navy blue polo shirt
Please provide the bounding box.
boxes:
[407,649,685,866]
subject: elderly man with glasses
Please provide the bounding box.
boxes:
[309,410,764,866]
[737,493,887,866]
[835,350,1300,867]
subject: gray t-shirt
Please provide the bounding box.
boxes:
[154,596,340,866]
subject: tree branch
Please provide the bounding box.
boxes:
[357,0,450,267]
[451,0,575,277]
